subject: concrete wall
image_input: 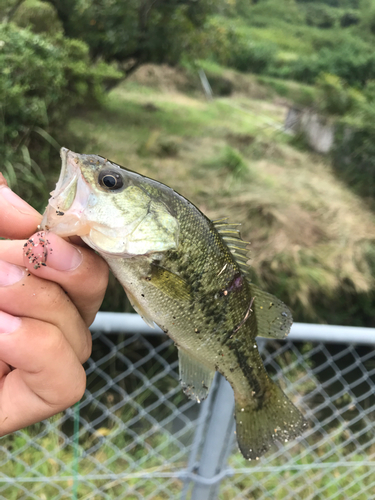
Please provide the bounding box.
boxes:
[285,107,335,154]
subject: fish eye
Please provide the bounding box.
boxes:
[98,170,124,190]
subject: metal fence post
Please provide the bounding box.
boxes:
[182,340,267,500]
[184,374,236,500]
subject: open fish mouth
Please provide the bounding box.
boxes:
[41,148,92,237]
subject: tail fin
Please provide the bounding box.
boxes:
[235,379,307,460]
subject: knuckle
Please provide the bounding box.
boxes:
[79,330,92,363]
[38,323,64,358]
[55,365,86,408]
[68,366,87,404]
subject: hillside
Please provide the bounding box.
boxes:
[199,0,375,90]
[66,65,375,326]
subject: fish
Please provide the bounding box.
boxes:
[41,147,307,460]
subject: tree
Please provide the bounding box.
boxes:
[0,0,26,22]
[44,0,217,75]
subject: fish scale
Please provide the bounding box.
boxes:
[42,147,307,460]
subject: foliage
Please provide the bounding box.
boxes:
[267,36,375,87]
[300,2,342,28]
[0,21,122,209]
[296,0,360,7]
[30,0,375,93]
[195,1,375,92]
[333,116,375,201]
[244,0,304,26]
[358,0,375,34]
[45,0,219,71]
[12,0,63,34]
[202,16,278,74]
[316,73,365,115]
[204,145,251,181]
[257,75,317,106]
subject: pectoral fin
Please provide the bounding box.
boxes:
[149,264,192,301]
[248,283,293,339]
[178,348,215,403]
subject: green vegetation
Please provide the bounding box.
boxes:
[44,0,216,70]
[0,0,122,211]
[5,0,375,209]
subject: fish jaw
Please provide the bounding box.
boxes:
[41,148,93,237]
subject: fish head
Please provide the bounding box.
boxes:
[41,148,179,257]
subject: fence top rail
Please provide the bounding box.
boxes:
[91,312,375,345]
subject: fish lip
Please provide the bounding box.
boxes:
[51,149,81,210]
[58,147,73,188]
[53,148,76,192]
[60,147,68,182]
[41,148,91,236]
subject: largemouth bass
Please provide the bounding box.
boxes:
[41,148,306,459]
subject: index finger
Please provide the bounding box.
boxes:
[0,174,42,239]
[0,232,109,326]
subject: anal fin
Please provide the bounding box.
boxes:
[178,348,215,403]
[248,283,293,339]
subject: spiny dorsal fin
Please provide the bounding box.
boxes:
[212,218,251,276]
[212,219,293,341]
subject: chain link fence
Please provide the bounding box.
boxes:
[1,313,375,500]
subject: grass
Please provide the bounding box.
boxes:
[0,423,185,499]
[67,71,375,324]
[2,424,374,499]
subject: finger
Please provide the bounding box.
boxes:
[0,174,42,239]
[0,259,92,363]
[0,312,86,435]
[0,232,109,326]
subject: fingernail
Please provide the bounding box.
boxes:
[24,231,83,271]
[0,187,40,217]
[0,311,22,334]
[0,260,25,286]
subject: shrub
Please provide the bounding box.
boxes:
[301,3,340,29]
[203,16,277,74]
[13,0,63,35]
[248,0,304,26]
[340,10,360,27]
[270,38,375,87]
[0,22,122,208]
[333,120,375,200]
[229,38,277,74]
[316,73,365,115]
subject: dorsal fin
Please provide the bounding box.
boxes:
[248,283,293,339]
[212,218,251,276]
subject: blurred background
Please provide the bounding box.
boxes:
[1,1,375,499]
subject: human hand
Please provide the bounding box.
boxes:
[0,174,109,435]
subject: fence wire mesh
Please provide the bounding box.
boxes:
[1,314,375,500]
